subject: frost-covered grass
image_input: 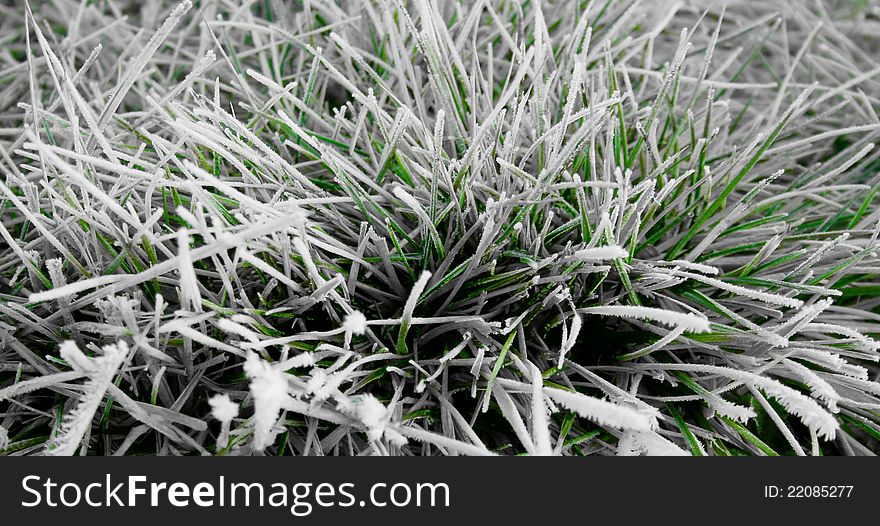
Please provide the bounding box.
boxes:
[2,0,880,456]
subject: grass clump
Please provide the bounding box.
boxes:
[2,0,880,456]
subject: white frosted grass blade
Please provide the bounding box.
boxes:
[782,358,840,413]
[397,270,432,352]
[660,260,720,275]
[244,353,290,451]
[292,237,326,287]
[46,342,128,456]
[710,396,758,424]
[492,383,536,455]
[28,274,127,303]
[792,348,870,379]
[58,340,94,372]
[530,365,553,456]
[0,371,85,401]
[216,318,262,344]
[393,425,496,456]
[543,387,653,432]
[176,229,202,313]
[277,353,315,369]
[558,313,582,368]
[571,245,628,261]
[160,322,245,357]
[580,305,711,333]
[673,271,804,309]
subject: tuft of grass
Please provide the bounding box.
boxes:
[1,0,880,456]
